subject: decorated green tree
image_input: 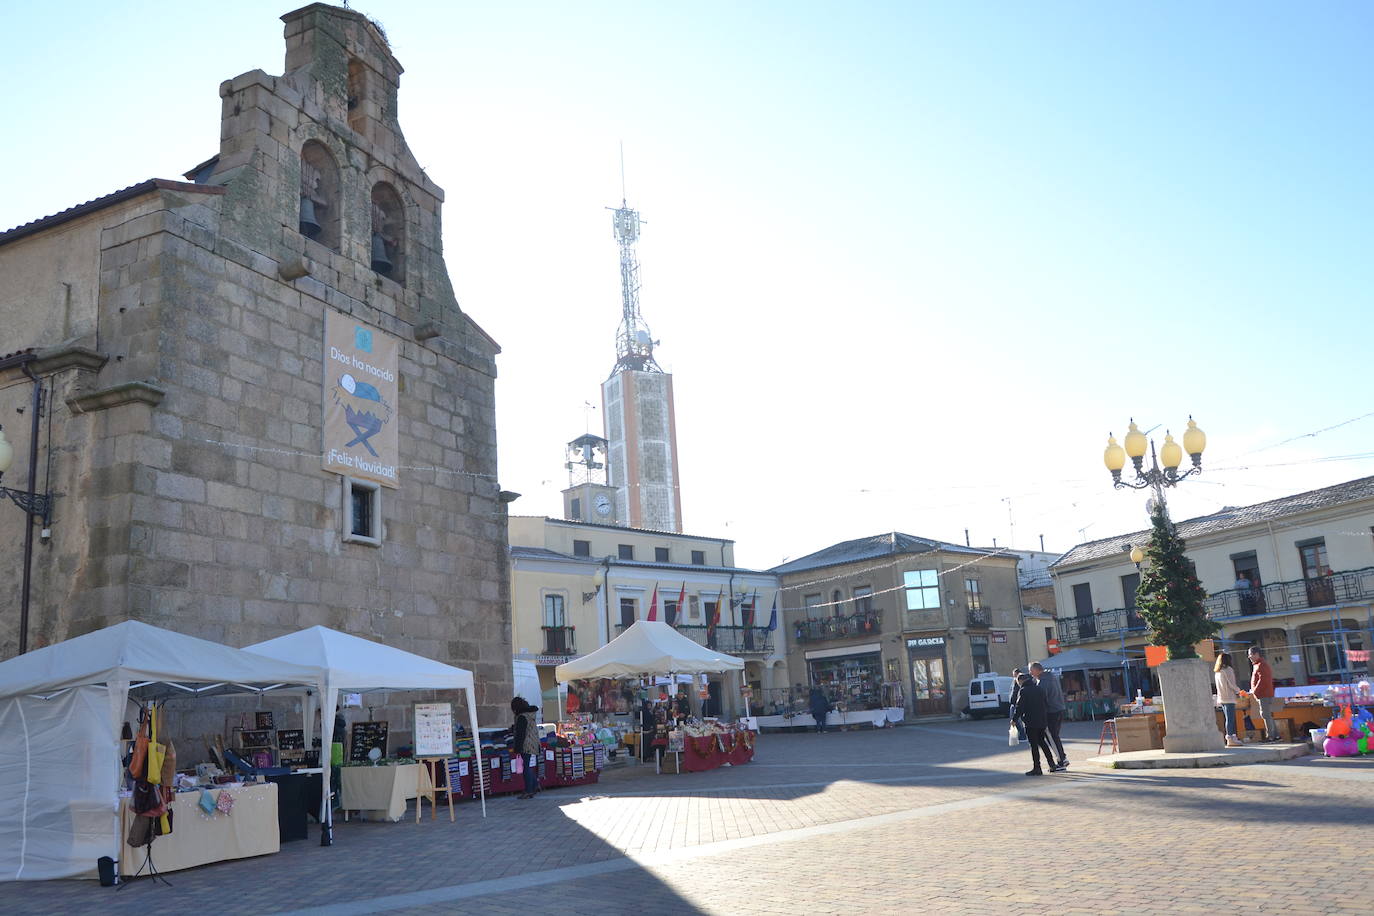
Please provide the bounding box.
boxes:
[1136,504,1217,659]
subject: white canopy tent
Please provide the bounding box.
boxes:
[555,620,746,682]
[0,620,327,881]
[243,626,487,827]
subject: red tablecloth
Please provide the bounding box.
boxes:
[681,732,756,772]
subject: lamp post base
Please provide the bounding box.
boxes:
[1158,657,1225,753]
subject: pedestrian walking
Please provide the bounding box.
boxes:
[1248,646,1284,742]
[1030,662,1068,770]
[510,697,541,799]
[1007,667,1027,741]
[1214,652,1243,747]
[1015,673,1058,775]
[809,686,830,733]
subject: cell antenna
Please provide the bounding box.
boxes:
[607,147,660,373]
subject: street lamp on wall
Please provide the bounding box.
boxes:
[0,427,53,522]
[582,564,607,604]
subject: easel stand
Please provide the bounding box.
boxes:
[417,757,455,823]
[119,841,171,888]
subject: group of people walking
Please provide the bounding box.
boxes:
[1010,663,1069,775]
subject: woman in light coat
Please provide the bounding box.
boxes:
[1215,652,1242,747]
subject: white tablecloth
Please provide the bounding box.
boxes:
[340,764,432,822]
[120,782,279,875]
[754,707,905,730]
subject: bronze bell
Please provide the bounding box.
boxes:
[370,232,393,274]
[298,196,322,239]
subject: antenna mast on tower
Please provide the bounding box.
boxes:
[609,146,660,373]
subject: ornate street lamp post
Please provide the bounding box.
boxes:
[1102,417,1221,753]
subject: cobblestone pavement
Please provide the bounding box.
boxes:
[5,719,1372,915]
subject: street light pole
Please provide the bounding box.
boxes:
[0,364,54,656]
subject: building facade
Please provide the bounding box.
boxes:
[0,4,513,721]
[508,516,781,719]
[772,533,1026,718]
[1049,476,1374,691]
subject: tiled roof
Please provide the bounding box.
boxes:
[770,531,993,575]
[0,179,225,247]
[1052,475,1374,569]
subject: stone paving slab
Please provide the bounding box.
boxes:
[1089,741,1311,768]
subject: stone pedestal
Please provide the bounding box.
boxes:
[1159,657,1225,753]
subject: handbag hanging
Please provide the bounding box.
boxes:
[146,707,166,786]
[129,713,150,780]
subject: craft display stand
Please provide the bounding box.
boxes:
[417,757,455,822]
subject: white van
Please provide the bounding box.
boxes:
[964,673,1016,719]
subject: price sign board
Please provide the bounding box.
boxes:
[414,702,454,757]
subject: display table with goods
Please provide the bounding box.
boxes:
[662,721,756,774]
[340,762,432,822]
[119,782,280,875]
[468,722,604,797]
[755,707,905,731]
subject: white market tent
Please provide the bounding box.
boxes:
[0,620,327,881]
[242,626,487,823]
[555,620,745,681]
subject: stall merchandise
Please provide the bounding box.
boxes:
[119,782,280,875]
[0,621,326,881]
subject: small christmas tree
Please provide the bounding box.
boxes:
[1136,504,1217,659]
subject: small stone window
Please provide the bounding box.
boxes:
[343,476,382,546]
[299,141,340,252]
[370,182,405,284]
[347,58,367,135]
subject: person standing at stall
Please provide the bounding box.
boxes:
[809,686,830,733]
[1015,674,1057,775]
[1214,652,1243,747]
[1248,646,1283,742]
[511,698,541,799]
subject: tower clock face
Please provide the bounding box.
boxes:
[594,494,612,516]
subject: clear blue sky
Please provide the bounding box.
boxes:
[4,2,1371,567]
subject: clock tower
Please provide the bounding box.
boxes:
[562,434,619,525]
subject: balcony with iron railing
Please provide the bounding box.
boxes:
[1203,567,1374,621]
[1056,607,1145,647]
[541,625,576,656]
[792,611,882,643]
[966,607,991,628]
[613,622,774,655]
[1056,566,1374,647]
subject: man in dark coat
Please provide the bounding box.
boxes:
[809,687,830,733]
[1015,674,1057,775]
[1007,667,1027,741]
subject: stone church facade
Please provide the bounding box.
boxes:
[0,4,513,720]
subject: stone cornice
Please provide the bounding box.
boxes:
[31,345,108,376]
[66,381,166,415]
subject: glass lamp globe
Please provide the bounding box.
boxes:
[1130,546,1145,564]
[1123,421,1147,460]
[0,426,13,475]
[1160,433,1183,470]
[1103,435,1126,472]
[1183,417,1206,461]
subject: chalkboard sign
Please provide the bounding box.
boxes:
[414,703,453,757]
[349,721,388,762]
[277,729,305,750]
